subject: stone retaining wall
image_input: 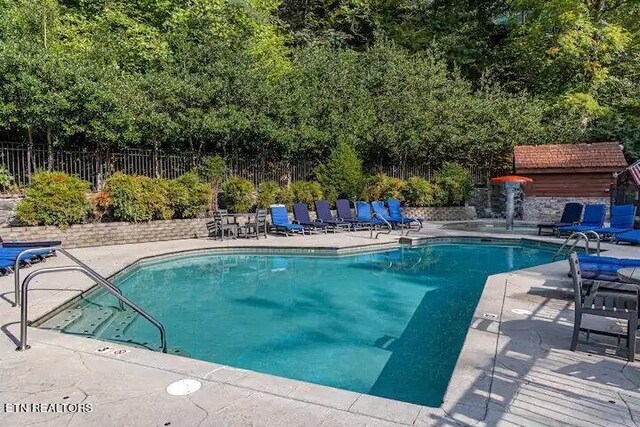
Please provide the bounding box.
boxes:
[2,219,210,248]
[403,206,477,221]
[522,196,610,222]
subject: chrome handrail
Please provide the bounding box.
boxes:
[551,232,590,261]
[371,213,393,239]
[13,247,123,307]
[583,230,601,256]
[16,265,167,353]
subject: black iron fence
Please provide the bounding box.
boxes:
[0,141,493,188]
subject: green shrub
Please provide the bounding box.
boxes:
[257,180,280,208]
[361,174,405,201]
[222,176,255,213]
[15,171,91,226]
[433,162,473,206]
[275,186,294,209]
[290,181,323,209]
[315,142,364,201]
[0,165,11,190]
[172,172,211,218]
[402,177,436,206]
[104,173,151,222]
[141,177,174,220]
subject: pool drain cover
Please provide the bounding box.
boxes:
[166,379,202,396]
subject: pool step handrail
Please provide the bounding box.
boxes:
[551,231,600,261]
[13,247,167,353]
[371,213,393,239]
[13,247,123,308]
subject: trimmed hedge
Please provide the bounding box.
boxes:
[15,171,91,226]
[222,176,255,213]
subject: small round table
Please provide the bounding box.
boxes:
[618,267,640,285]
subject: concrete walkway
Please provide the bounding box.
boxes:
[1,224,640,426]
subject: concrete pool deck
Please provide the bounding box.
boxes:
[0,223,639,426]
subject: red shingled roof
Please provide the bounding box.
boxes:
[514,142,627,171]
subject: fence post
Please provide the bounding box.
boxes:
[153,146,160,178]
[95,150,104,190]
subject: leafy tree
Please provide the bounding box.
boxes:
[315,142,365,200]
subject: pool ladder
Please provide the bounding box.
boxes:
[551,231,601,261]
[13,247,167,353]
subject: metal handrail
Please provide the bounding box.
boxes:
[371,213,393,239]
[552,232,590,261]
[583,230,601,256]
[16,265,167,353]
[13,247,123,307]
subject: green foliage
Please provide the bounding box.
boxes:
[15,171,90,226]
[0,0,638,167]
[172,172,211,218]
[197,155,226,187]
[402,177,436,207]
[315,142,364,201]
[104,173,152,222]
[103,172,209,221]
[433,162,473,207]
[275,186,295,210]
[361,174,405,202]
[289,181,324,209]
[222,176,255,213]
[141,178,174,220]
[0,165,11,190]
[257,180,280,209]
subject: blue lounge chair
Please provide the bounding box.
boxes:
[537,203,583,236]
[314,200,351,231]
[293,203,328,233]
[356,201,388,229]
[371,201,392,222]
[269,205,305,236]
[558,204,606,234]
[387,198,423,231]
[615,230,640,245]
[576,254,640,282]
[592,204,636,238]
[336,199,367,230]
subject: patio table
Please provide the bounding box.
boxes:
[222,212,258,238]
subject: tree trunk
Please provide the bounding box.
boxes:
[46,127,53,170]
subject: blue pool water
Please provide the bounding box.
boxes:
[41,239,556,406]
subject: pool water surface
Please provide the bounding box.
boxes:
[40,240,556,406]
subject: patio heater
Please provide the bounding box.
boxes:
[489,175,533,231]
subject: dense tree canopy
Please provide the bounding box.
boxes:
[0,0,638,170]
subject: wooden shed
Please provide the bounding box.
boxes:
[514,142,628,197]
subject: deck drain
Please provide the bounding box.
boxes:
[483,313,498,320]
[166,379,201,396]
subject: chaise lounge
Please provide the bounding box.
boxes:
[537,202,583,236]
[293,203,328,233]
[591,204,636,239]
[269,205,305,236]
[558,204,606,235]
[314,200,351,231]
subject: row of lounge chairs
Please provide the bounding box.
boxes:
[539,203,639,243]
[269,199,422,236]
[0,239,60,275]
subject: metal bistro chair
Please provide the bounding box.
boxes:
[568,252,638,361]
[209,210,237,240]
[241,209,268,239]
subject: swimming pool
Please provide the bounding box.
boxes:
[39,239,557,407]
